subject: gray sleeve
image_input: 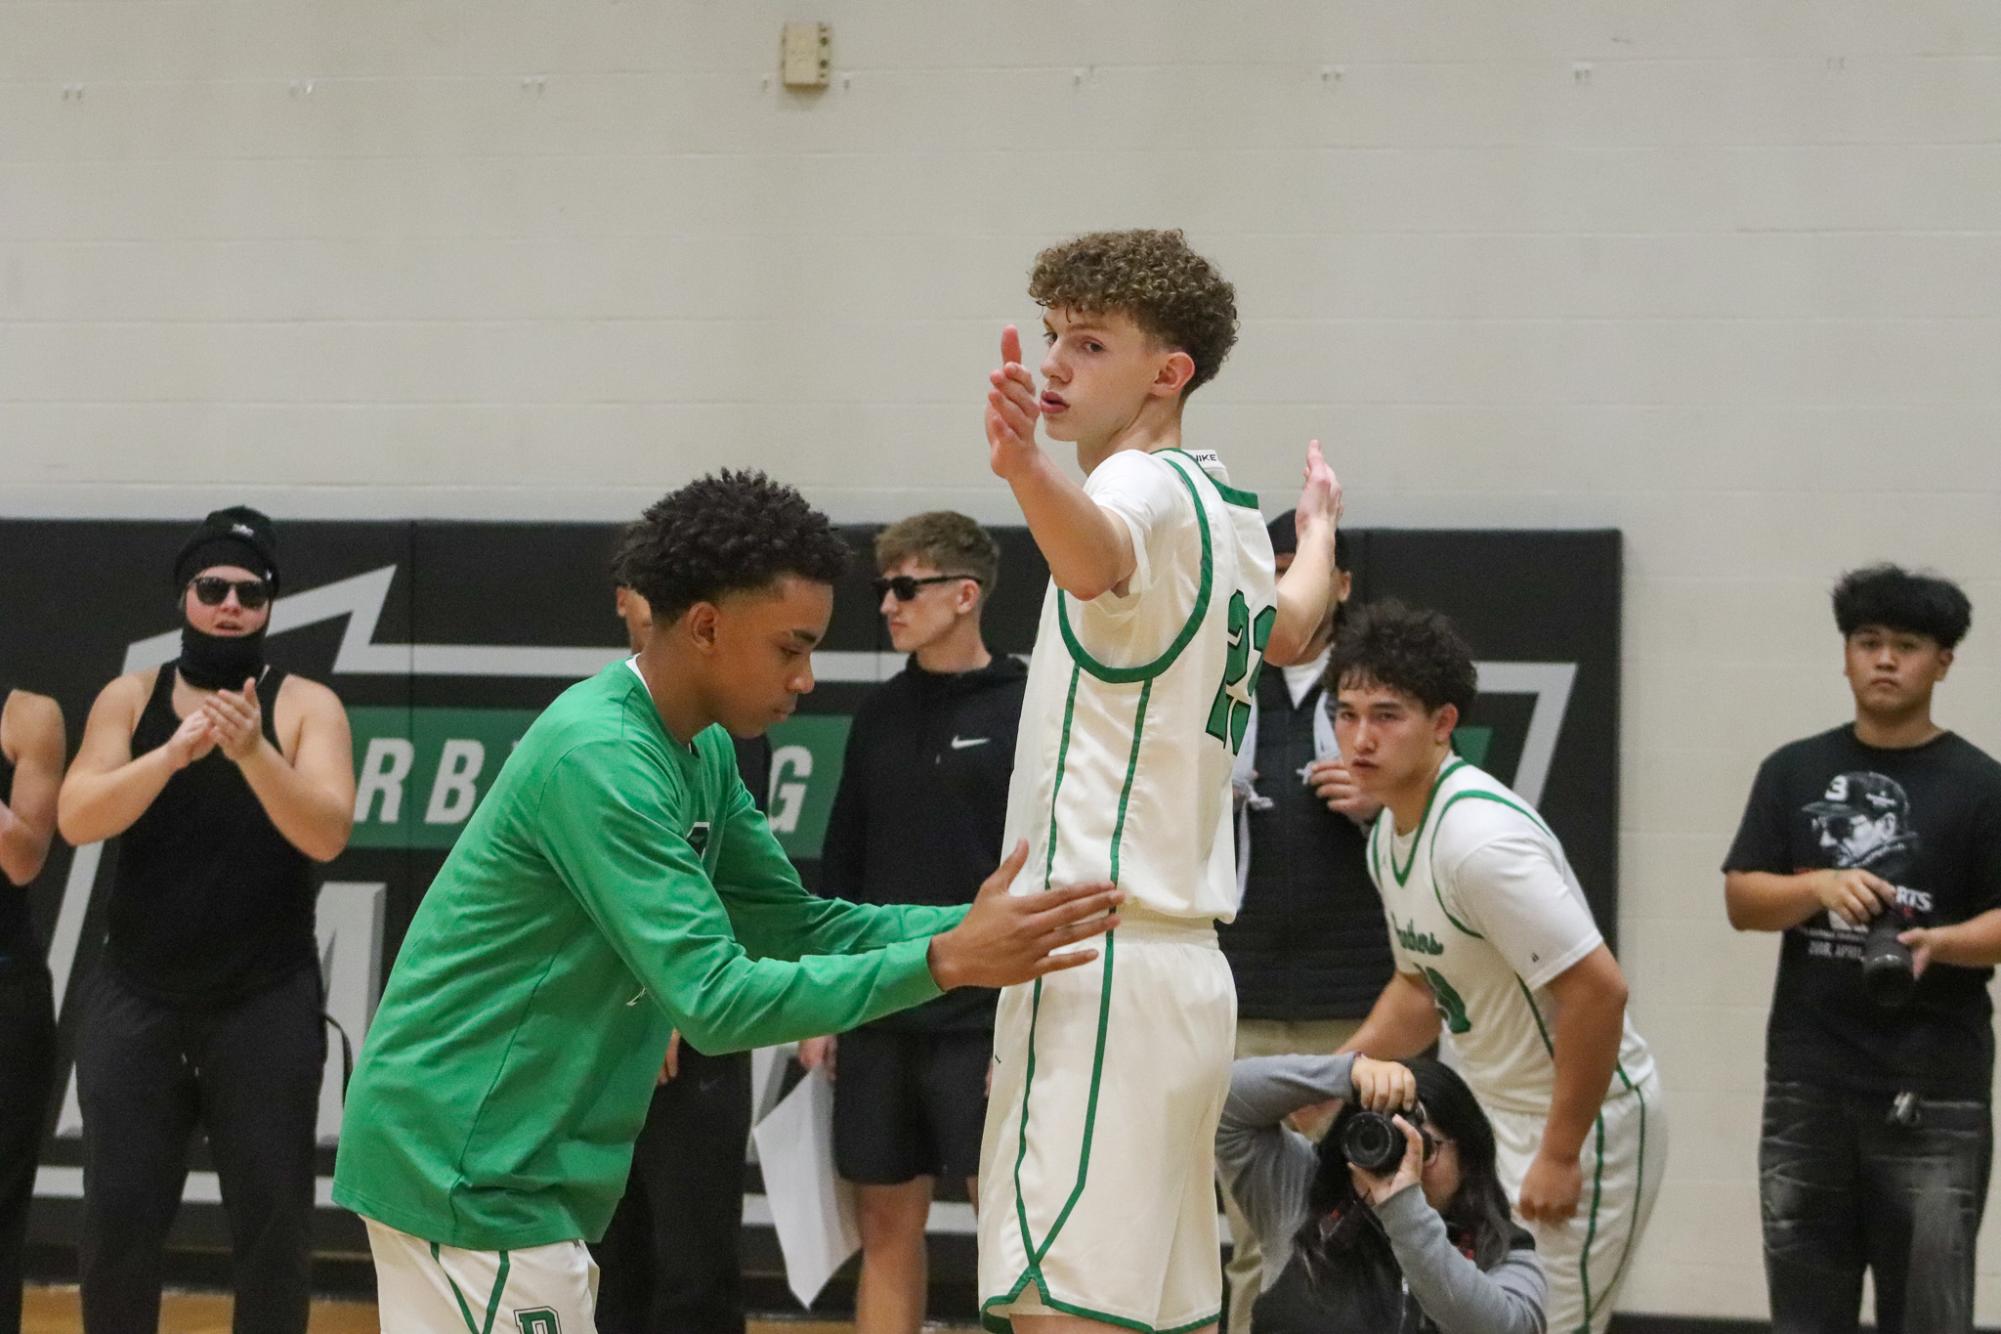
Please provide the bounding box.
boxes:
[1215,1053,1358,1293]
[1374,1188,1547,1334]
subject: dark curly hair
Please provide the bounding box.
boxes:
[1028,229,1238,395]
[614,471,850,621]
[1832,563,1972,649]
[1327,601,1479,718]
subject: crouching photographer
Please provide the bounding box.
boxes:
[1217,1053,1545,1334]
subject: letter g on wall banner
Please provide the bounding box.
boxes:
[0,519,1616,1268]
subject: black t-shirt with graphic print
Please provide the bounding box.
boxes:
[1725,725,2001,1098]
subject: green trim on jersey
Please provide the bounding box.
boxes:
[1107,679,1152,885]
[998,935,1120,1314]
[1576,1114,1609,1333]
[431,1242,510,1334]
[1057,449,1215,685]
[1041,665,1083,889]
[1161,446,1261,511]
[981,1284,1221,1334]
[1378,757,1468,888]
[1512,975,1651,1330]
[993,673,1157,1328]
[980,1274,1220,1334]
[1031,933,1117,1267]
[1593,1073,1650,1320]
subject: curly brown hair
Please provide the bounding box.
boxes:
[1027,229,1239,395]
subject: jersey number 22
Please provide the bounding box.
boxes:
[1206,589,1276,755]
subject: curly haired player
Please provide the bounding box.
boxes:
[976,229,1342,1334]
[333,472,1127,1333]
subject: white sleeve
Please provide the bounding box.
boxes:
[1446,833,1602,991]
[1081,449,1194,608]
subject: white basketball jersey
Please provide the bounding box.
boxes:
[1003,447,1277,921]
[1366,757,1657,1115]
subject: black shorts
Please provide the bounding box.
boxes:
[832,1026,991,1185]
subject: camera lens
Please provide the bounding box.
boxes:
[1862,912,1916,1008]
[1341,1111,1404,1175]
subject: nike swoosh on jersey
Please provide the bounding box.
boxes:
[949,736,991,750]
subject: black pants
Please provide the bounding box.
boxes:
[0,966,56,1334]
[76,965,324,1334]
[1761,1079,1992,1334]
[591,1045,753,1334]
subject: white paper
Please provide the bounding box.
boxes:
[750,1066,860,1308]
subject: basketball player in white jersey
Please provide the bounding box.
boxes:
[1331,601,1665,1334]
[975,228,1343,1334]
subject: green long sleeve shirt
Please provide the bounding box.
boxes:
[332,661,967,1250]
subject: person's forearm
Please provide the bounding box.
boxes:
[1919,907,2001,968]
[1376,1189,1545,1334]
[0,805,51,886]
[1339,973,1442,1060]
[1539,982,1625,1163]
[57,749,178,847]
[1004,452,1132,601]
[667,937,944,1054]
[1266,524,1336,667]
[238,742,354,863]
[1724,869,1825,932]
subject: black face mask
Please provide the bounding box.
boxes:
[177,622,267,691]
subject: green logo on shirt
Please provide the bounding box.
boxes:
[1393,915,1446,958]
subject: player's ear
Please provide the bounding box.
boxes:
[685,601,721,655]
[1935,647,1954,680]
[1153,349,1196,398]
[1433,703,1460,742]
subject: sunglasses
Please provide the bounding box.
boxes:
[189,576,271,610]
[871,573,983,602]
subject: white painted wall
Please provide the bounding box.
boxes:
[5,1,2001,1320]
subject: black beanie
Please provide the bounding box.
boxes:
[1266,512,1351,569]
[173,506,280,593]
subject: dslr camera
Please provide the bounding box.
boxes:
[1342,1100,1434,1176]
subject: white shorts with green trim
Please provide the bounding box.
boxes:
[977,916,1236,1333]
[363,1217,599,1334]
[1488,1068,1666,1334]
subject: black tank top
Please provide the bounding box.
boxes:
[0,685,36,973]
[104,666,319,1004]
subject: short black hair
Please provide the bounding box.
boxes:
[615,471,850,621]
[1832,564,1972,650]
[1328,600,1478,717]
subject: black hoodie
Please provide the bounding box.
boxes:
[818,653,1027,1030]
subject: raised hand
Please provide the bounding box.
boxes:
[928,840,1122,989]
[985,325,1042,480]
[200,676,265,764]
[1294,439,1343,543]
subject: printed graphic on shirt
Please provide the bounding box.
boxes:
[1798,770,1933,960]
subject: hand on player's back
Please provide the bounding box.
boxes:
[928,839,1122,990]
[985,325,1043,481]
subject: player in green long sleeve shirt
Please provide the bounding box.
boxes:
[334,472,1121,1329]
